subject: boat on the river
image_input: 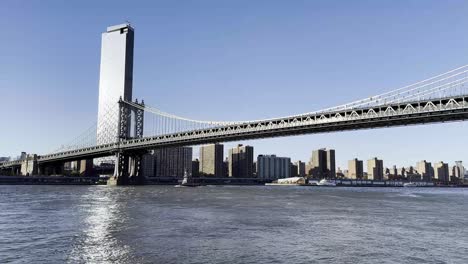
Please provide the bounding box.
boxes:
[175,170,201,187]
[317,179,337,186]
[403,182,418,187]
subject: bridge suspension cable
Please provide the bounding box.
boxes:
[49,64,468,154]
[125,64,468,127]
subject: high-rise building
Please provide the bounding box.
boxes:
[367,157,384,180]
[326,149,336,177]
[141,147,192,178]
[309,149,326,177]
[308,148,335,178]
[295,161,306,177]
[390,165,398,179]
[453,161,465,179]
[141,152,155,178]
[199,144,224,177]
[257,155,291,180]
[416,160,433,182]
[290,163,298,177]
[97,23,134,145]
[348,158,364,179]
[397,167,406,178]
[223,158,229,177]
[192,159,200,177]
[229,144,254,178]
[434,161,449,183]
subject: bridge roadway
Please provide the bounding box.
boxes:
[1,95,468,168]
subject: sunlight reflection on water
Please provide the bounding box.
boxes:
[67,190,131,264]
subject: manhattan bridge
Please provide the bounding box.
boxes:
[1,24,468,185]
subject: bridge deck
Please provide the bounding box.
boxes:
[1,96,467,167]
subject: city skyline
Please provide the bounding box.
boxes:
[134,142,466,181]
[1,1,468,169]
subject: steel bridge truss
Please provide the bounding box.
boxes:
[6,95,463,166]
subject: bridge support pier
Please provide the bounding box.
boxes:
[108,152,144,186]
[20,154,38,176]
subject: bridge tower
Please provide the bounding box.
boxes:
[108,98,146,185]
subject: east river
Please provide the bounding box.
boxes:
[0,185,467,263]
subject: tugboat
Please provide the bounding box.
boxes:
[175,170,200,187]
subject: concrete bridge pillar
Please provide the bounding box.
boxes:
[20,154,38,176]
[108,152,144,185]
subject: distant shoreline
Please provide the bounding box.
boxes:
[0,175,466,188]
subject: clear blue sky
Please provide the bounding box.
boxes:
[1,0,467,169]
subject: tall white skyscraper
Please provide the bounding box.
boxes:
[97,23,134,145]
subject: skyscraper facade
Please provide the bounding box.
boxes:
[295,161,306,177]
[348,158,364,179]
[228,144,254,178]
[416,160,433,182]
[434,161,449,183]
[155,147,192,178]
[192,159,200,177]
[141,147,192,178]
[199,144,224,177]
[97,23,134,145]
[257,155,291,180]
[453,161,465,179]
[367,157,384,180]
[308,148,335,178]
[326,149,336,178]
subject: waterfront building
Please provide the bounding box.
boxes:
[257,155,291,180]
[295,161,306,177]
[397,167,406,178]
[384,167,391,180]
[406,166,415,175]
[290,163,298,177]
[0,157,10,162]
[343,169,349,178]
[199,144,224,177]
[348,158,364,179]
[192,159,200,177]
[416,160,433,182]
[327,149,336,178]
[141,147,192,178]
[228,144,254,178]
[308,148,335,178]
[391,165,398,179]
[453,161,465,179]
[336,168,346,178]
[367,157,384,180]
[97,23,134,145]
[223,158,229,177]
[141,152,155,178]
[434,161,449,183]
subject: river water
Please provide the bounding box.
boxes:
[0,185,467,264]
